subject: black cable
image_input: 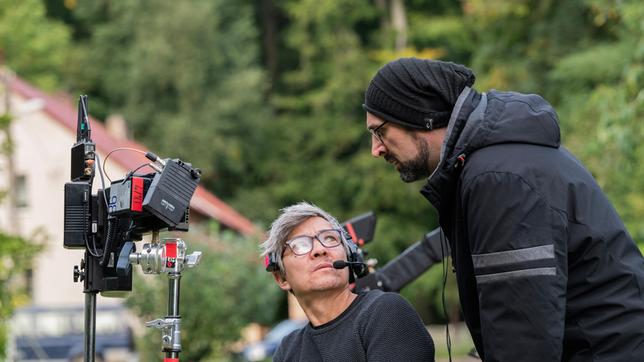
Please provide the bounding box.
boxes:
[100,217,117,266]
[82,196,101,257]
[94,154,109,209]
[86,154,109,257]
[102,147,147,182]
[95,154,154,264]
[121,162,155,184]
[439,229,452,362]
[83,154,110,258]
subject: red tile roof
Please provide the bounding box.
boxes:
[9,75,258,236]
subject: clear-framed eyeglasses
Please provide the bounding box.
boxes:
[369,121,388,144]
[284,229,343,256]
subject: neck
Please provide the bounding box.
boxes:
[296,287,357,327]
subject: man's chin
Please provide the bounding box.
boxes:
[398,168,424,183]
[396,159,431,182]
[399,173,420,183]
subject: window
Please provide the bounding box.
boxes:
[15,174,28,208]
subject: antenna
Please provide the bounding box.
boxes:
[77,95,91,142]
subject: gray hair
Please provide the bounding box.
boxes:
[261,202,349,277]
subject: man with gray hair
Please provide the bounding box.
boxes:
[261,202,435,362]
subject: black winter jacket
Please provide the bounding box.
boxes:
[421,87,644,361]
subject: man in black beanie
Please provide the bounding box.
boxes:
[363,57,644,361]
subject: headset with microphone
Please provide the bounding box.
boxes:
[264,213,374,283]
[332,230,367,283]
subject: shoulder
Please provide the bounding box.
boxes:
[357,290,421,322]
[362,289,410,308]
[281,325,306,346]
[355,291,435,359]
[459,145,575,209]
[274,325,307,360]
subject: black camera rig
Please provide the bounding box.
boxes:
[63,95,202,361]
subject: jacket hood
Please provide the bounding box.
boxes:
[422,88,561,210]
[449,89,561,167]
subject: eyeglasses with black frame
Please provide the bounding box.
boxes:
[284,229,343,256]
[369,121,388,144]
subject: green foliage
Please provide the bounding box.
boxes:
[232,0,440,267]
[0,113,12,130]
[17,0,642,334]
[0,232,42,358]
[549,42,632,89]
[406,0,473,63]
[126,227,281,360]
[0,0,71,90]
[67,0,268,198]
[466,0,622,94]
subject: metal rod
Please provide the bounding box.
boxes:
[84,291,97,362]
[167,273,181,360]
[168,274,181,316]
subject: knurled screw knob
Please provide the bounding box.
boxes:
[73,265,81,282]
[73,259,86,283]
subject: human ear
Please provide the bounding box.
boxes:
[273,271,291,292]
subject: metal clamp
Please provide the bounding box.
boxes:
[186,251,202,268]
[146,317,182,352]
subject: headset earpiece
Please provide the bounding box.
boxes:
[265,253,279,272]
[344,231,367,283]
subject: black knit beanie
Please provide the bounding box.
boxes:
[363,58,476,130]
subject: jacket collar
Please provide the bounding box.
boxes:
[421,87,482,210]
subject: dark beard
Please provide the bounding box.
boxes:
[389,136,432,183]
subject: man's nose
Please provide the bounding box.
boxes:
[371,138,386,157]
[311,238,328,257]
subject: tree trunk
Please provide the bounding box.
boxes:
[259,0,278,92]
[390,0,408,52]
[375,0,388,30]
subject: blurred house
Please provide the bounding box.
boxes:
[0,71,258,307]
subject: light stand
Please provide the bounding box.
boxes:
[84,282,97,362]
